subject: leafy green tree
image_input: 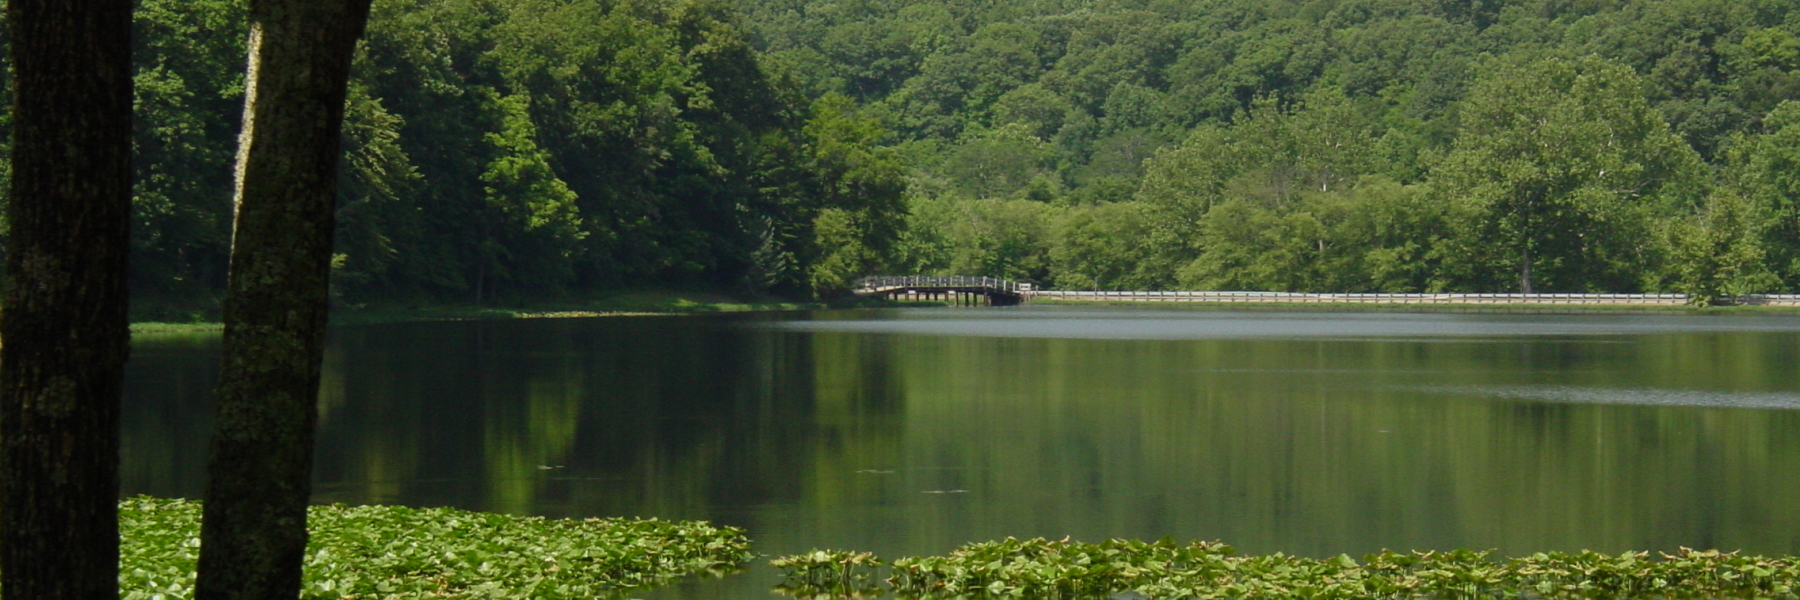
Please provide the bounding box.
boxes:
[333,79,422,292]
[990,83,1072,139]
[1662,191,1777,304]
[348,0,505,298]
[1577,0,1793,159]
[1165,18,1329,120]
[1178,197,1330,291]
[1430,55,1704,293]
[1039,11,1176,113]
[819,18,920,99]
[808,208,879,296]
[131,0,246,300]
[904,194,1055,282]
[803,94,909,295]
[474,92,585,301]
[1048,201,1173,289]
[1173,176,1443,293]
[939,123,1057,200]
[1137,125,1241,228]
[1070,129,1162,204]
[1097,81,1170,135]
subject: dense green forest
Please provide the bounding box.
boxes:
[741,0,1800,296]
[49,0,907,308]
[11,0,1800,304]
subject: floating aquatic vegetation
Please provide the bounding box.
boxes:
[771,550,886,598]
[113,496,755,600]
[773,538,1800,599]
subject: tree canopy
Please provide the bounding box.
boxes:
[740,0,1800,293]
[12,0,1800,299]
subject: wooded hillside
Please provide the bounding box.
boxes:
[740,0,1800,296]
[17,0,905,309]
[11,0,1800,303]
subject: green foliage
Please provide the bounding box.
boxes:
[1721,100,1800,290]
[1431,55,1704,293]
[27,0,1800,302]
[333,79,423,290]
[1664,191,1779,305]
[61,0,916,305]
[1048,201,1172,290]
[770,550,885,597]
[905,196,1057,282]
[802,94,910,296]
[111,496,754,600]
[940,124,1059,200]
[475,92,586,295]
[774,538,1800,600]
[727,0,1800,295]
[809,208,879,297]
[129,0,246,297]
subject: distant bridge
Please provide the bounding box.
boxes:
[854,276,1800,307]
[854,276,1033,306]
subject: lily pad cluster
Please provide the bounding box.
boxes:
[773,537,1800,599]
[115,496,754,599]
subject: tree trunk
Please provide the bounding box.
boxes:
[194,1,371,598]
[0,0,134,597]
[1521,244,1534,294]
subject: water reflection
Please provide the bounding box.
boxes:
[121,309,1800,599]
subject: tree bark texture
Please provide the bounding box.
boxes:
[194,0,371,598]
[0,0,134,597]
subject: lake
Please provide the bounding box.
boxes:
[122,307,1800,598]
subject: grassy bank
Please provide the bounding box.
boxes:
[774,538,1799,599]
[116,497,753,600]
[127,290,904,336]
[325,290,823,326]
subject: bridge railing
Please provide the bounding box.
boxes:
[855,275,1030,294]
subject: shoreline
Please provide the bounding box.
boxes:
[127,291,895,338]
[128,293,1800,339]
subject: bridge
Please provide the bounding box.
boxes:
[854,276,1033,306]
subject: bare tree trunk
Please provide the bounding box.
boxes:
[0,0,134,597]
[1521,245,1534,294]
[194,0,371,598]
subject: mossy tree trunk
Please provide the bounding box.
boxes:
[194,0,371,598]
[0,0,135,597]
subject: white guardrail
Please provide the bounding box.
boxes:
[855,276,1800,306]
[1029,291,1800,306]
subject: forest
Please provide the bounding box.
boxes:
[745,0,1800,297]
[15,0,1800,303]
[52,0,908,309]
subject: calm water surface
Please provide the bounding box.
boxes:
[123,308,1800,598]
